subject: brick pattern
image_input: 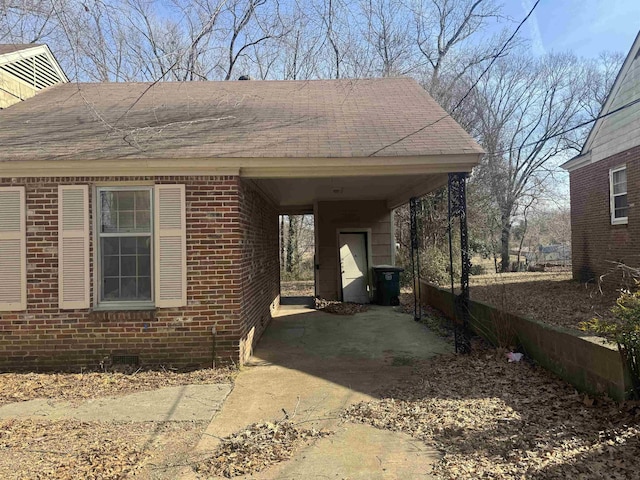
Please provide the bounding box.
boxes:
[570,144,640,282]
[237,180,280,363]
[0,175,275,370]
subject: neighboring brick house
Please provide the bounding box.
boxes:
[0,45,483,370]
[562,32,640,282]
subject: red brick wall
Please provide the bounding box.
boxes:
[0,175,250,370]
[237,179,280,363]
[570,144,640,282]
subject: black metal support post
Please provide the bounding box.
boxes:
[409,197,422,321]
[448,172,471,353]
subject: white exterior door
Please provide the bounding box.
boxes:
[339,233,369,303]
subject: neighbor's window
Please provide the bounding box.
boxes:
[97,187,153,305]
[610,166,628,225]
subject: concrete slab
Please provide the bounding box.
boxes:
[245,423,438,480]
[266,304,452,361]
[185,305,451,479]
[0,384,232,422]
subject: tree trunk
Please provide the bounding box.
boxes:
[286,215,295,274]
[280,215,285,270]
[500,216,511,272]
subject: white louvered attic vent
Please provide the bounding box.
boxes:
[0,52,63,89]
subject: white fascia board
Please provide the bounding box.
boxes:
[0,154,482,178]
[560,151,592,172]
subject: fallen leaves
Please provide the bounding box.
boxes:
[315,298,369,315]
[344,348,640,479]
[0,419,143,479]
[193,421,331,478]
[0,418,206,479]
[0,367,236,406]
[469,272,621,331]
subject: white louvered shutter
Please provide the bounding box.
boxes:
[0,187,26,311]
[58,185,90,309]
[155,184,187,308]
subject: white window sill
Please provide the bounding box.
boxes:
[611,218,628,226]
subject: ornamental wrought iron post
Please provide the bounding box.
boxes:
[409,197,422,321]
[448,173,471,353]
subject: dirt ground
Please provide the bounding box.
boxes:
[0,367,235,479]
[345,344,640,479]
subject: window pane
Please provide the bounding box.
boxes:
[103,255,119,277]
[615,194,628,210]
[118,191,135,210]
[137,237,150,255]
[615,208,629,219]
[136,210,151,230]
[118,211,135,231]
[615,194,629,219]
[614,182,627,195]
[613,169,627,194]
[138,277,151,299]
[103,277,120,300]
[101,192,118,233]
[138,254,151,277]
[135,191,150,209]
[99,189,151,234]
[102,237,119,255]
[121,237,137,254]
[121,255,137,276]
[121,278,137,299]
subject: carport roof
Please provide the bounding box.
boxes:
[0,77,483,163]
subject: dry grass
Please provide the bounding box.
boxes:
[281,280,314,297]
[469,272,620,331]
[345,346,640,479]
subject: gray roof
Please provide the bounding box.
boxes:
[0,77,483,162]
[0,44,42,56]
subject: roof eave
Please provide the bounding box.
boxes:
[0,153,483,178]
[560,151,592,172]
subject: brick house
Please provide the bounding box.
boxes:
[562,32,640,282]
[0,44,483,370]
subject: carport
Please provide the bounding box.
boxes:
[238,78,482,315]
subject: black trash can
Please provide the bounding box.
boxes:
[372,265,404,306]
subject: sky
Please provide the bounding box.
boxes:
[506,0,639,57]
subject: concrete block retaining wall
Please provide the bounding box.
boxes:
[420,280,630,400]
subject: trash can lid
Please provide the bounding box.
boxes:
[372,265,404,272]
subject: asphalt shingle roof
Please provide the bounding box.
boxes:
[0,77,483,161]
[0,44,42,56]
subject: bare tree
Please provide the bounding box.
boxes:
[471,53,593,271]
[360,0,415,77]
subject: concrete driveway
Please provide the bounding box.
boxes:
[186,302,452,479]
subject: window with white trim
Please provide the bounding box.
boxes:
[97,187,153,306]
[610,166,628,225]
